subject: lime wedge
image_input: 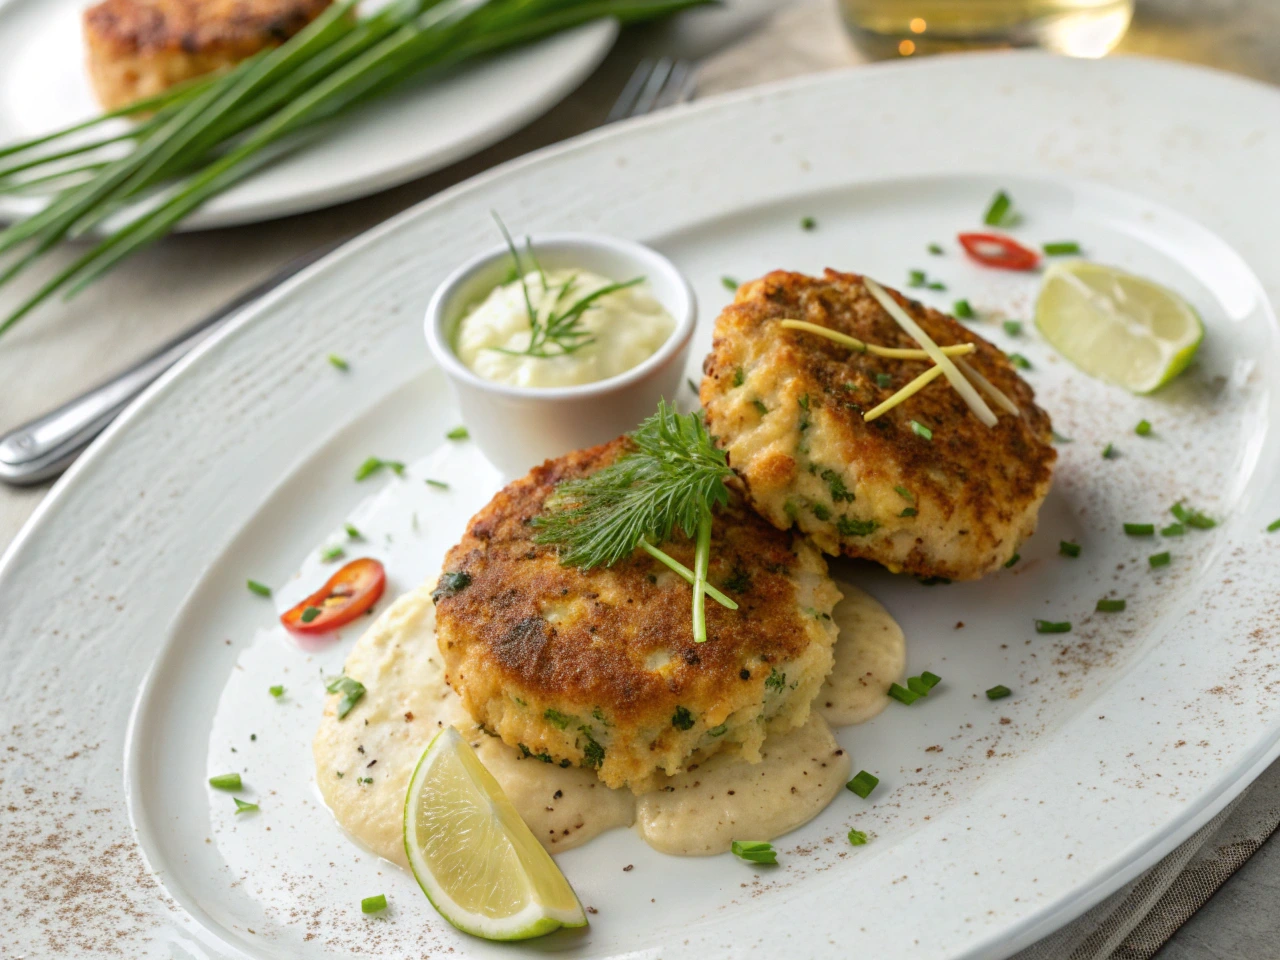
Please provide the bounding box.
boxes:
[1035,261,1203,393]
[403,727,587,941]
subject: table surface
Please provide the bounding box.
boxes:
[2,2,1278,957]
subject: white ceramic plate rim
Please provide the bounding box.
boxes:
[3,52,1279,960]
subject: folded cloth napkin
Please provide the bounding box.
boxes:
[694,3,1280,955]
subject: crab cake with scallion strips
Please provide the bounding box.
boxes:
[701,269,1056,582]
[432,437,841,793]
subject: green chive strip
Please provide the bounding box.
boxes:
[344,522,361,539]
[985,684,1012,700]
[1171,502,1216,529]
[983,189,1014,226]
[1042,241,1081,256]
[953,299,975,319]
[247,579,271,597]
[910,420,933,441]
[209,772,242,791]
[1003,320,1022,336]
[730,839,777,864]
[876,373,893,388]
[1102,443,1117,459]
[721,276,739,292]
[801,216,816,231]
[1035,620,1071,634]
[1149,551,1171,568]
[328,354,349,371]
[906,671,942,697]
[300,606,321,623]
[908,269,926,287]
[1004,553,1020,568]
[1124,523,1155,536]
[888,682,921,705]
[928,242,943,255]
[425,479,449,489]
[847,770,879,799]
[1096,598,1126,612]
[1059,540,1081,557]
[848,829,868,846]
[234,797,259,814]
[269,684,285,698]
[446,426,469,440]
[1161,523,1185,536]
[1008,353,1032,370]
[354,456,405,481]
[1268,518,1280,533]
[1135,419,1152,436]
[320,545,345,562]
[361,894,387,914]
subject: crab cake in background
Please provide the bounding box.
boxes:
[701,269,1056,582]
[433,438,842,793]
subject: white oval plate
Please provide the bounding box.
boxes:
[0,0,616,229]
[3,53,1280,960]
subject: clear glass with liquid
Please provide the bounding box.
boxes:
[840,0,1134,59]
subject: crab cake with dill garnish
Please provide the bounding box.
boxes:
[701,269,1056,582]
[432,438,841,793]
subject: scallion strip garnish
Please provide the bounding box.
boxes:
[234,797,259,814]
[328,354,349,371]
[1059,540,1081,557]
[730,840,777,865]
[888,682,921,705]
[1008,353,1032,370]
[425,479,449,489]
[344,522,361,539]
[1171,502,1216,529]
[1268,518,1280,533]
[209,772,242,791]
[446,426,469,440]
[801,216,816,231]
[247,579,271,597]
[985,684,1012,700]
[908,269,927,287]
[1042,241,1081,255]
[906,671,942,697]
[269,685,285,698]
[910,420,933,441]
[983,190,1016,226]
[1135,419,1152,436]
[1034,620,1071,634]
[300,606,321,623]
[1161,523,1185,536]
[953,299,975,319]
[354,457,404,481]
[846,770,879,798]
[721,276,739,292]
[361,894,388,914]
[1102,443,1116,459]
[847,829,868,846]
[1003,320,1022,336]
[321,545,345,562]
[1004,553,1020,568]
[1123,523,1155,536]
[928,242,943,255]
[1149,551,1171,568]
[325,675,366,719]
[1096,598,1126,612]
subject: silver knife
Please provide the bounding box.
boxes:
[0,239,345,486]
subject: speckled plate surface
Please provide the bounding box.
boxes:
[2,52,1279,960]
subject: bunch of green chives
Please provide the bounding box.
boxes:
[0,0,711,338]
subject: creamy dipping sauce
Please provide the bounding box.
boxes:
[313,580,903,864]
[454,269,675,388]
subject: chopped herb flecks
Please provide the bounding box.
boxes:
[928,243,944,255]
[721,276,739,292]
[1102,443,1117,459]
[875,373,892,389]
[321,545,345,562]
[431,571,472,602]
[1003,320,1022,336]
[1096,598,1126,612]
[1171,502,1216,529]
[1161,523,1185,536]
[986,684,1012,701]
[344,523,361,539]
[1008,353,1032,370]
[247,579,271,597]
[910,420,933,441]
[361,894,387,914]
[1042,241,1081,256]
[731,840,777,864]
[328,354,349,371]
[888,682,921,705]
[234,797,259,814]
[1124,523,1155,536]
[847,829,868,846]
[983,190,1017,227]
[325,675,366,719]
[209,772,242,791]
[671,706,695,730]
[1004,553,1020,568]
[1035,619,1071,634]
[1268,518,1280,533]
[446,426,469,440]
[1059,540,1081,557]
[906,671,942,697]
[801,216,817,231]
[299,606,321,623]
[354,457,405,481]
[847,770,879,799]
[1149,551,1171,568]
[269,684,285,698]
[953,299,975,319]
[1135,419,1152,436]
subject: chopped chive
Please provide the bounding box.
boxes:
[1052,431,1073,444]
[801,216,817,230]
[752,398,768,416]
[1008,353,1032,370]
[1003,320,1022,336]
[1004,553,1020,568]
[1135,419,1152,436]
[233,797,259,814]
[875,373,893,389]
[888,682,921,705]
[354,457,405,481]
[730,840,777,864]
[209,773,241,791]
[320,545,345,562]
[847,770,879,799]
[906,671,942,696]
[1171,502,1216,529]
[1035,619,1071,634]
[269,685,285,698]
[1268,518,1280,533]
[1149,551,1171,568]
[246,579,271,597]
[325,675,366,719]
[687,378,699,396]
[1102,443,1117,459]
[1042,241,1081,256]
[1124,523,1155,536]
[847,829,868,846]
[300,606,321,623]
[721,276,739,292]
[983,189,1015,226]
[328,354,349,371]
[910,420,933,441]
[361,894,388,914]
[894,485,914,502]
[344,523,361,539]
[986,684,1012,701]
[927,281,947,291]
[928,242,944,255]
[425,479,449,490]
[446,426,469,440]
[908,269,927,288]
[732,367,745,387]
[900,507,917,517]
[1161,523,1185,536]
[953,299,975,319]
[1059,540,1081,557]
[1096,598,1126,612]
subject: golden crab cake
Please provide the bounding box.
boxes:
[433,438,841,793]
[83,0,334,110]
[701,269,1056,582]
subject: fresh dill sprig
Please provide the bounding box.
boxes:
[532,401,735,642]
[489,213,642,360]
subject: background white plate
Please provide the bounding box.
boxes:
[0,0,616,229]
[2,53,1280,960]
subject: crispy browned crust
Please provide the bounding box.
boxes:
[700,269,1057,581]
[433,438,839,789]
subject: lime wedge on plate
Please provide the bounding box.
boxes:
[403,727,587,941]
[1035,261,1203,393]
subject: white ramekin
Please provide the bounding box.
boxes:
[424,233,696,478]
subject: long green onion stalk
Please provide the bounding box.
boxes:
[0,0,712,338]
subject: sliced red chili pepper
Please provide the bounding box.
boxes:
[957,232,1040,271]
[281,557,386,635]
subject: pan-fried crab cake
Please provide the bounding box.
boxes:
[433,438,841,792]
[701,269,1056,582]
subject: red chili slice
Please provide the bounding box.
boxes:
[281,557,386,635]
[957,232,1040,271]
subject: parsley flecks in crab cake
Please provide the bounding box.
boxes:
[699,269,1057,582]
[432,437,841,793]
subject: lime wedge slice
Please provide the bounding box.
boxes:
[1035,261,1203,393]
[403,727,587,941]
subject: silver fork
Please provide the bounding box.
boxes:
[606,58,697,123]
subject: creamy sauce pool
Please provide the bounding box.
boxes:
[313,581,904,864]
[454,269,675,388]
